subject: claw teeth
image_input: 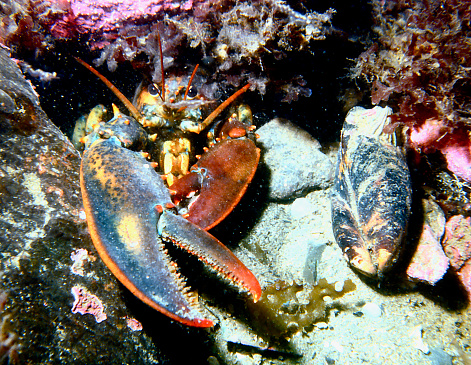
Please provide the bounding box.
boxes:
[160,242,201,309]
[159,212,261,307]
[159,242,192,297]
[166,235,257,301]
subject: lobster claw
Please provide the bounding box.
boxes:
[170,138,260,230]
[80,117,261,327]
[169,105,260,230]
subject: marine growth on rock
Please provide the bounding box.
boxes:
[352,0,471,182]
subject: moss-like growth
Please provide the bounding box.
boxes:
[247,278,355,341]
[352,0,471,132]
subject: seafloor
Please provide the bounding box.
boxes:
[0,0,470,364]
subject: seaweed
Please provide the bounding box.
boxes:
[352,0,471,131]
[246,278,355,342]
[162,1,335,98]
[1,1,335,103]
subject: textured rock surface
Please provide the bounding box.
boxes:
[406,224,449,285]
[0,47,169,364]
[443,215,471,300]
[407,199,449,285]
[257,118,333,201]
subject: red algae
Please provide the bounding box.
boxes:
[353,0,471,181]
[125,316,143,332]
[53,0,194,40]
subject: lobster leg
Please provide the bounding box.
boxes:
[81,132,260,327]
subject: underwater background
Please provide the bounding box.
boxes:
[0,0,470,364]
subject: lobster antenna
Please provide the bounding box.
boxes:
[157,32,165,102]
[74,57,142,123]
[183,64,199,100]
[198,83,251,132]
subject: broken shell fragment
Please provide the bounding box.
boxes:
[331,106,412,277]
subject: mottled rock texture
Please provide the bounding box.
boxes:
[0,47,210,364]
[257,118,333,201]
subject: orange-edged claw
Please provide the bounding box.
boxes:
[81,130,260,326]
[169,138,260,230]
[159,210,261,301]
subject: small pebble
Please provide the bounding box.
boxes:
[410,325,430,354]
[290,198,313,219]
[361,302,382,318]
[325,357,335,365]
[323,296,333,304]
[316,322,329,329]
[331,340,344,353]
[207,356,219,365]
[334,281,344,292]
[79,209,87,220]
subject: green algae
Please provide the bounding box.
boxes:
[247,278,356,341]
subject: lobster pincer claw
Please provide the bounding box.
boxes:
[158,210,261,302]
[170,137,260,231]
[81,128,260,327]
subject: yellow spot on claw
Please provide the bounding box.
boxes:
[116,213,142,254]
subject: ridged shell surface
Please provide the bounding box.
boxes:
[331,106,412,277]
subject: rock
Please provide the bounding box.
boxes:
[443,215,471,269]
[277,232,312,281]
[407,199,449,285]
[442,215,471,299]
[257,118,333,201]
[290,197,314,219]
[406,225,449,285]
[429,348,453,365]
[0,47,204,364]
[303,240,327,285]
[360,302,382,318]
[410,325,430,354]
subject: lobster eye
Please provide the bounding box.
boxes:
[148,83,160,97]
[186,86,198,99]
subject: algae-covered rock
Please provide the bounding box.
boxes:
[0,47,166,364]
